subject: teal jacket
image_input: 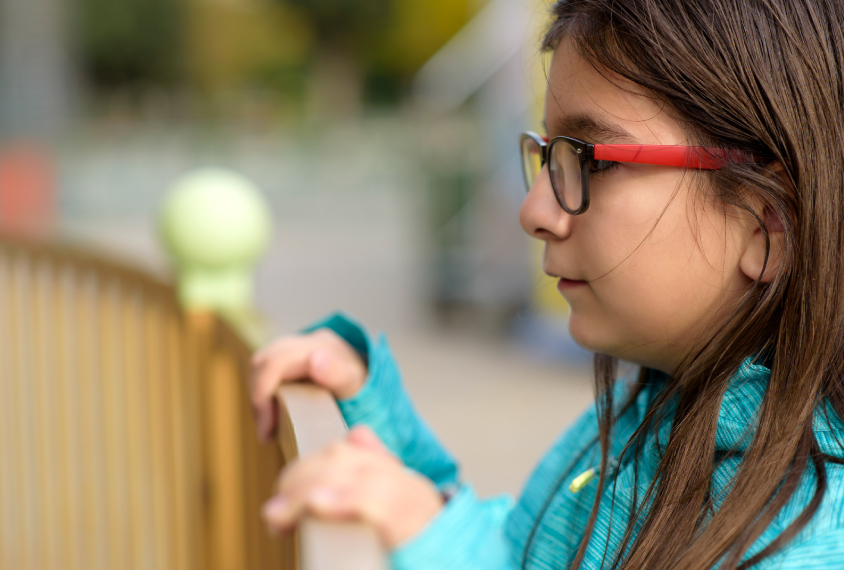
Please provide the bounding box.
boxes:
[310,313,844,569]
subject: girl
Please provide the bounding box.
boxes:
[251,0,844,568]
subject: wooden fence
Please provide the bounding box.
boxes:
[0,236,383,570]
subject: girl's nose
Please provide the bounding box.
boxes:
[519,166,574,241]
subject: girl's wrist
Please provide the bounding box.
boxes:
[381,474,445,549]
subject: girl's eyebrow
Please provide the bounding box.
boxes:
[542,113,636,144]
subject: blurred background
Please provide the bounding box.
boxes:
[0,0,593,498]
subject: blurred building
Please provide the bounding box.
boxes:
[0,0,72,237]
[0,0,76,137]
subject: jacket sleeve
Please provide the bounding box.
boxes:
[307,313,520,569]
[304,312,459,489]
[390,486,516,570]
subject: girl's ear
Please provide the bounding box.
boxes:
[739,204,785,283]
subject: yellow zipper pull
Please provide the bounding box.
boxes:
[569,468,597,493]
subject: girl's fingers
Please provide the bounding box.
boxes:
[307,349,333,384]
[250,329,367,440]
[304,486,361,523]
[262,494,291,533]
[251,346,311,439]
[263,486,359,536]
[251,336,296,366]
[251,333,342,407]
[263,447,353,532]
[252,394,273,442]
[346,426,387,454]
[251,346,310,403]
[277,442,347,495]
[255,399,278,443]
[262,440,443,547]
[307,349,353,397]
[262,490,308,534]
[307,346,367,400]
[251,345,272,366]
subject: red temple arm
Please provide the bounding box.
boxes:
[594,144,751,170]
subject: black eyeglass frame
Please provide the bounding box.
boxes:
[520,131,592,215]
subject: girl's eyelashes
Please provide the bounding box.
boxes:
[588,159,621,175]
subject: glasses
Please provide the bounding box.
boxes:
[519,131,753,215]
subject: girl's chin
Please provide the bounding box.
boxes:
[567,314,621,358]
[567,314,601,352]
[569,316,672,371]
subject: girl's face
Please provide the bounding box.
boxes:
[520,40,760,373]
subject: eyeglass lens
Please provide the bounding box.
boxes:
[521,137,543,190]
[549,140,583,213]
[520,136,584,213]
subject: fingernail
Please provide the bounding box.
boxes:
[262,495,288,520]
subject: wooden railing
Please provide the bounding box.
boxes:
[0,236,384,570]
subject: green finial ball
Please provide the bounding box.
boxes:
[159,168,272,311]
[160,168,272,267]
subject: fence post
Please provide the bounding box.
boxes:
[159,168,276,570]
[159,167,272,313]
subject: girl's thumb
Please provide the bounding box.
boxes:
[347,426,387,454]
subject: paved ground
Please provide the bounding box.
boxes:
[390,329,593,497]
[58,123,596,498]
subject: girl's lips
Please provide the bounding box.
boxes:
[557,278,587,291]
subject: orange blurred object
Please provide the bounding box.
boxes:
[0,144,55,237]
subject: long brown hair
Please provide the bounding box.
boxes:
[541,1,844,568]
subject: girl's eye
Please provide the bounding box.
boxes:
[588,159,620,175]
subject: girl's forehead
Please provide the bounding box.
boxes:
[543,113,636,145]
[545,39,686,145]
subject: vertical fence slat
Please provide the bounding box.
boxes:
[100,280,135,570]
[78,271,111,570]
[59,265,86,570]
[13,254,38,570]
[216,323,288,570]
[184,313,211,570]
[53,263,79,570]
[122,287,153,570]
[241,350,262,570]
[32,260,60,570]
[165,312,196,570]
[205,343,248,570]
[144,294,174,570]
[0,249,17,570]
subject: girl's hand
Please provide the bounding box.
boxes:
[261,426,444,549]
[251,328,368,441]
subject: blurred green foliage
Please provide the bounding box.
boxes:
[76,0,484,108]
[78,0,184,86]
[186,1,313,95]
[283,0,392,48]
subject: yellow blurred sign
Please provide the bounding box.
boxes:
[527,4,568,317]
[531,239,570,316]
